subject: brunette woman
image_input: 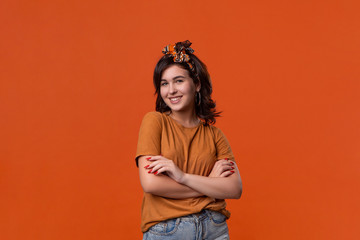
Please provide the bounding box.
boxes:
[135,40,242,239]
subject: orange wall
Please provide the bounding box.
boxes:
[1,0,359,239]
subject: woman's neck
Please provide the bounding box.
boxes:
[169,110,200,128]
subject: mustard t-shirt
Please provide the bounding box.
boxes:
[135,111,235,232]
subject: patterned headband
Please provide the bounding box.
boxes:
[162,40,195,70]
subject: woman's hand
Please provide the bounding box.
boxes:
[208,159,235,178]
[145,155,185,183]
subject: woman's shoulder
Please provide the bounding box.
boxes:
[143,111,162,118]
[141,111,165,124]
[205,124,227,139]
[205,123,220,132]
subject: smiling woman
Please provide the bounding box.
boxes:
[135,40,242,239]
[159,65,200,124]
[153,41,219,126]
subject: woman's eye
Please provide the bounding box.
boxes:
[176,80,183,83]
[161,82,168,86]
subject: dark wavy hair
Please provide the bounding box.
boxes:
[153,45,221,125]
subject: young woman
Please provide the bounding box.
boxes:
[135,40,242,239]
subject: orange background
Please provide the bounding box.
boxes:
[1,0,359,239]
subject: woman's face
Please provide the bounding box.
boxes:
[160,65,200,114]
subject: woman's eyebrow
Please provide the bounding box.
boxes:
[173,75,185,80]
[161,75,185,82]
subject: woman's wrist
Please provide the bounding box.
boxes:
[178,173,189,185]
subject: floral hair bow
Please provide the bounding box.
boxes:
[162,40,195,70]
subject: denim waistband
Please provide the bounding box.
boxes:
[177,209,220,221]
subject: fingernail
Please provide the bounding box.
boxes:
[230,162,234,165]
[148,170,152,173]
[225,158,229,160]
[231,166,234,169]
[144,165,149,169]
[146,157,151,160]
[231,170,235,173]
[154,171,158,175]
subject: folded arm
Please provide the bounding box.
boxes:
[180,170,242,199]
[144,156,242,200]
[138,156,203,199]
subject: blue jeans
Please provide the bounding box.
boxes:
[143,209,229,240]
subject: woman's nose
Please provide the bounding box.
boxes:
[169,83,177,94]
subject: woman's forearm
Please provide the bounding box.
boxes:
[179,172,242,199]
[143,174,204,198]
[138,156,203,199]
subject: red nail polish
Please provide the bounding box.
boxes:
[146,157,151,160]
[231,167,234,169]
[144,165,149,169]
[231,170,235,173]
[225,158,229,160]
[230,162,234,165]
[148,170,152,173]
[154,171,158,175]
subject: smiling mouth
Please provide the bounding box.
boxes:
[169,96,182,103]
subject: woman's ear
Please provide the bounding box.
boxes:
[196,82,201,92]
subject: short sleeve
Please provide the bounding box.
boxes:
[135,112,162,167]
[214,128,235,161]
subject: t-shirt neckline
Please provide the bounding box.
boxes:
[163,112,202,129]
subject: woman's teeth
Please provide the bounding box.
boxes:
[170,97,181,103]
